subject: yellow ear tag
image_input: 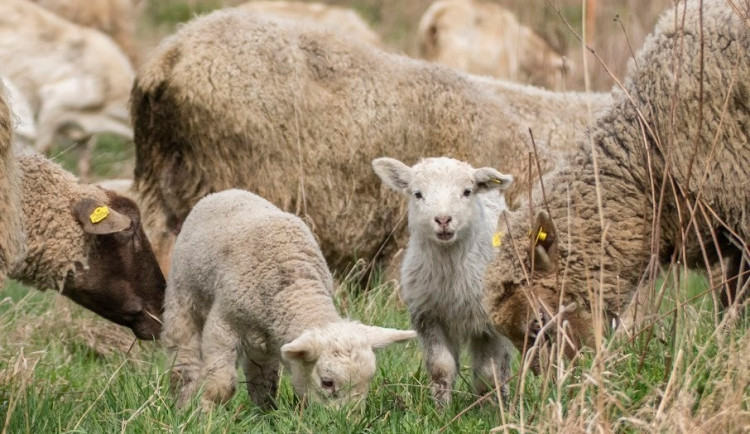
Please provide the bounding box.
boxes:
[491,178,504,184]
[89,206,110,224]
[492,232,503,248]
[528,228,548,245]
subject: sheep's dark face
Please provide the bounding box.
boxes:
[64,193,166,340]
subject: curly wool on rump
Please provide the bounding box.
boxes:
[131,9,609,275]
[0,82,23,283]
[485,0,750,355]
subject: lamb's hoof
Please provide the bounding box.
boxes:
[431,382,452,409]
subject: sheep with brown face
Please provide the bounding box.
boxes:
[130,9,610,277]
[10,153,165,340]
[485,0,750,368]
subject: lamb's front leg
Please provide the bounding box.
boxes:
[416,316,459,408]
[470,330,513,401]
[241,356,280,410]
[200,310,240,410]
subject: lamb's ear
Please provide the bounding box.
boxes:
[531,210,558,273]
[372,157,413,194]
[474,167,513,192]
[72,198,132,235]
[281,333,321,363]
[363,325,417,350]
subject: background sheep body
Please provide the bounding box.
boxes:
[131,9,609,275]
[162,189,415,409]
[417,0,570,90]
[486,0,750,357]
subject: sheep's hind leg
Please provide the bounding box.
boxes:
[418,319,459,408]
[470,331,513,402]
[241,356,280,410]
[199,310,240,410]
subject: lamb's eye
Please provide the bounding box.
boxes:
[463,189,472,197]
[321,378,335,390]
[414,191,423,199]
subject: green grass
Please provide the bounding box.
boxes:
[0,271,747,433]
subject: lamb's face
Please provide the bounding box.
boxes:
[372,157,513,246]
[281,323,417,409]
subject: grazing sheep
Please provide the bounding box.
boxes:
[9,153,165,339]
[131,9,609,276]
[0,0,134,163]
[2,77,36,152]
[236,1,381,47]
[162,189,416,409]
[417,0,571,90]
[30,0,140,65]
[0,83,23,284]
[373,157,515,406]
[485,0,750,363]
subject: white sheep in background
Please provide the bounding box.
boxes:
[162,189,416,410]
[235,1,381,47]
[372,157,514,406]
[0,0,134,178]
[417,0,571,90]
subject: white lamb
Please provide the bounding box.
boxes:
[372,157,515,406]
[162,189,416,410]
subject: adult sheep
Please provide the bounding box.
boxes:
[131,10,609,276]
[235,1,381,47]
[0,83,23,285]
[417,0,570,90]
[163,189,415,410]
[0,0,134,161]
[485,0,750,363]
[9,153,165,340]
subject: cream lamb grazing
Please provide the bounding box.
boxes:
[162,189,416,410]
[373,157,514,406]
[485,0,750,366]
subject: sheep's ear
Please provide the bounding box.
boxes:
[72,198,132,235]
[363,325,417,350]
[474,167,513,192]
[372,157,413,194]
[281,333,321,363]
[530,210,559,273]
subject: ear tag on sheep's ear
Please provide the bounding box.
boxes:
[89,206,110,224]
[528,228,548,245]
[492,232,503,248]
